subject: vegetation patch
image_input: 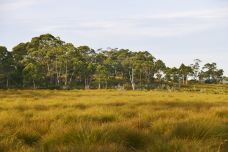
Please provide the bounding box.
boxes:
[16,129,41,146]
[171,119,221,140]
[33,104,49,111]
[0,90,227,152]
[216,110,228,118]
[71,103,88,110]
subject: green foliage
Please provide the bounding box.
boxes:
[0,34,226,89]
[200,63,224,83]
[0,46,14,88]
[16,129,41,145]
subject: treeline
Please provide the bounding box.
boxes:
[0,34,224,89]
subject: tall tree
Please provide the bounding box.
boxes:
[154,59,166,82]
[200,63,223,83]
[179,64,193,85]
[78,46,96,89]
[22,34,65,88]
[0,46,14,88]
[12,43,28,87]
[191,59,202,81]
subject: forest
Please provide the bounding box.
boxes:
[0,34,225,89]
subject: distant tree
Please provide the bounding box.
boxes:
[0,46,14,88]
[223,76,228,81]
[154,59,166,82]
[23,63,41,89]
[120,50,136,90]
[0,34,225,89]
[22,34,64,88]
[12,43,28,87]
[191,59,202,81]
[95,64,108,89]
[179,64,193,85]
[200,63,223,83]
[165,67,179,83]
[78,46,96,89]
[94,52,109,89]
[104,49,130,88]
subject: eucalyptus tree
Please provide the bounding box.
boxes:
[164,67,180,88]
[200,63,224,83]
[59,43,82,88]
[118,50,137,90]
[95,64,109,89]
[154,59,166,82]
[94,52,109,89]
[179,64,193,85]
[12,43,28,87]
[0,46,14,88]
[130,51,156,89]
[22,34,65,88]
[23,62,41,89]
[77,46,96,89]
[142,53,156,87]
[191,59,202,81]
[103,49,128,87]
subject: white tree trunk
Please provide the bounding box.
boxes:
[129,68,135,90]
[33,79,36,89]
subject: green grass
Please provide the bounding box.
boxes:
[0,89,228,152]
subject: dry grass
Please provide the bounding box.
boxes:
[0,89,228,152]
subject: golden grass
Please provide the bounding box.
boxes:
[0,89,228,152]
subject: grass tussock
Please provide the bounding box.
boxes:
[0,89,228,152]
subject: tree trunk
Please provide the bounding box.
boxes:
[132,82,135,90]
[85,78,87,89]
[85,78,90,89]
[55,60,60,87]
[6,77,9,89]
[65,62,68,87]
[69,70,75,88]
[186,75,188,85]
[129,68,135,90]
[178,78,181,88]
[98,75,101,89]
[47,63,51,87]
[33,79,36,89]
[105,80,108,89]
[140,69,142,90]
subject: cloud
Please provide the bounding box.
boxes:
[0,0,47,12]
[32,9,228,38]
[136,8,228,20]
[2,0,227,39]
[28,5,228,39]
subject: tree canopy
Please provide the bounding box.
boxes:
[0,34,225,89]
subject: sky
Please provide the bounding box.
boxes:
[0,0,228,75]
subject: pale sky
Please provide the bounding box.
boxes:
[0,0,228,75]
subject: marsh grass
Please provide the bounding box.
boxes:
[0,89,227,152]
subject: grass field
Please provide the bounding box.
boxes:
[0,89,228,152]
